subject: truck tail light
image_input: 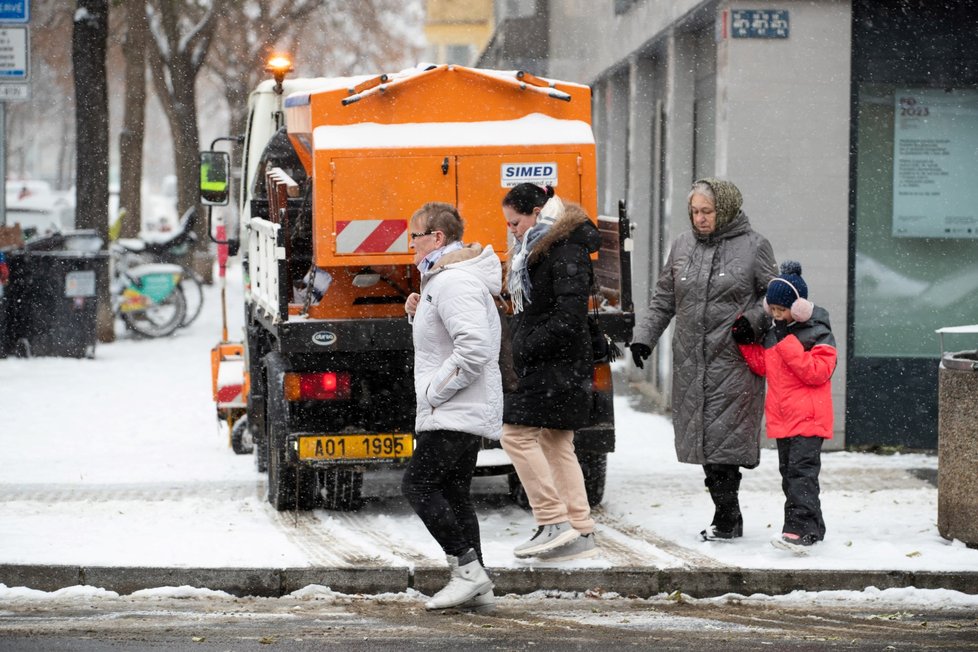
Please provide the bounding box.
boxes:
[284,371,352,401]
[592,363,613,393]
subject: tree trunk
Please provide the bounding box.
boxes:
[146,0,224,282]
[118,0,147,240]
[73,0,114,343]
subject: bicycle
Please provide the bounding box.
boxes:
[110,247,187,338]
[113,207,205,328]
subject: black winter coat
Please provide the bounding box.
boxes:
[504,205,599,430]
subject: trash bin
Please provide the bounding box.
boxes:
[936,334,978,549]
[5,231,109,358]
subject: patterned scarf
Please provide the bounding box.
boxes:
[507,195,564,314]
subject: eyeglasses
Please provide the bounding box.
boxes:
[410,230,437,239]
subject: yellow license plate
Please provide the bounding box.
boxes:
[298,434,413,460]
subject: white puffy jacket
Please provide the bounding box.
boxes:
[412,244,503,440]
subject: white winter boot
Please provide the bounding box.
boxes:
[425,549,493,611]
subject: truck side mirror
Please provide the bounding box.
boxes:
[200,151,230,206]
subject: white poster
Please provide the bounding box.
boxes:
[892,89,978,239]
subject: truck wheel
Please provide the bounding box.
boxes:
[267,425,296,511]
[254,430,268,473]
[577,451,607,507]
[265,363,297,511]
[507,472,531,511]
[322,467,364,511]
[230,416,253,455]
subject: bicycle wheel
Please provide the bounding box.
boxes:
[122,285,188,338]
[178,270,204,327]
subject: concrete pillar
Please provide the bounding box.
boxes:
[626,54,656,330]
[714,0,852,446]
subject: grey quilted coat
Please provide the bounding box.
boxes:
[633,179,777,467]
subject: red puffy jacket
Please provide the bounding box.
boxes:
[738,306,837,439]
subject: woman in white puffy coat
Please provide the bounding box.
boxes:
[401,202,502,612]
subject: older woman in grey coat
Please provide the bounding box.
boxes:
[629,178,777,542]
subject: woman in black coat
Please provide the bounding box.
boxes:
[500,184,599,563]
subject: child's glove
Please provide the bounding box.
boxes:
[630,342,652,369]
[731,316,754,344]
[772,319,789,342]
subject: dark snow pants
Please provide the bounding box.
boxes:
[777,435,826,540]
[703,464,743,534]
[401,430,483,563]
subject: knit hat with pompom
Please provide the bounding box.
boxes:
[766,260,808,308]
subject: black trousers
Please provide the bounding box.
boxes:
[703,463,743,533]
[401,430,483,563]
[777,435,826,540]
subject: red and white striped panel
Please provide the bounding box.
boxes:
[335,219,408,254]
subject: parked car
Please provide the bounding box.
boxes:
[4,180,75,241]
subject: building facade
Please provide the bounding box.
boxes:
[477,0,978,449]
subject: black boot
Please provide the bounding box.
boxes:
[701,464,743,541]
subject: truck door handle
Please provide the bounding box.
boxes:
[441,157,449,175]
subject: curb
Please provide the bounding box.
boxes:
[3,565,977,599]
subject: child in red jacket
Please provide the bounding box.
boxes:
[732,261,837,552]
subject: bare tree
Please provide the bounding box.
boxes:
[204,1,319,150]
[145,0,224,264]
[117,0,148,239]
[206,0,424,148]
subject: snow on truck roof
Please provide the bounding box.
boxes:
[281,65,589,109]
[311,113,594,151]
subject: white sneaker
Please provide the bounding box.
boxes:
[513,522,579,558]
[425,552,493,611]
[534,533,599,562]
[458,588,495,613]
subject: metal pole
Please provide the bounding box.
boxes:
[0,101,6,227]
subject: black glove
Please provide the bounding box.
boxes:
[630,342,652,369]
[772,319,789,342]
[731,316,754,344]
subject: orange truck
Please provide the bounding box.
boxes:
[201,62,633,512]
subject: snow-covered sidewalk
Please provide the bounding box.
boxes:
[1,262,975,576]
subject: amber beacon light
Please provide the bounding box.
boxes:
[264,54,294,94]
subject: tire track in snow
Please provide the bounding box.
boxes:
[270,510,366,567]
[329,512,432,566]
[0,482,261,503]
[595,511,725,569]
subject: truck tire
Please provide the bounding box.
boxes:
[507,471,531,511]
[322,466,364,511]
[230,416,253,455]
[577,451,607,507]
[507,451,607,509]
[254,431,268,473]
[265,376,319,511]
[266,411,296,511]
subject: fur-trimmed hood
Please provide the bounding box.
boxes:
[506,203,600,279]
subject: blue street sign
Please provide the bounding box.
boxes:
[731,9,789,39]
[0,1,29,23]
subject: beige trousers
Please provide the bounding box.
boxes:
[501,423,594,534]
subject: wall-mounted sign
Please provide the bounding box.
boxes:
[0,82,28,100]
[0,26,28,81]
[0,1,29,23]
[730,9,789,38]
[500,162,558,188]
[892,89,978,239]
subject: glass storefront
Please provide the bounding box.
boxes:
[853,84,978,358]
[848,0,978,448]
